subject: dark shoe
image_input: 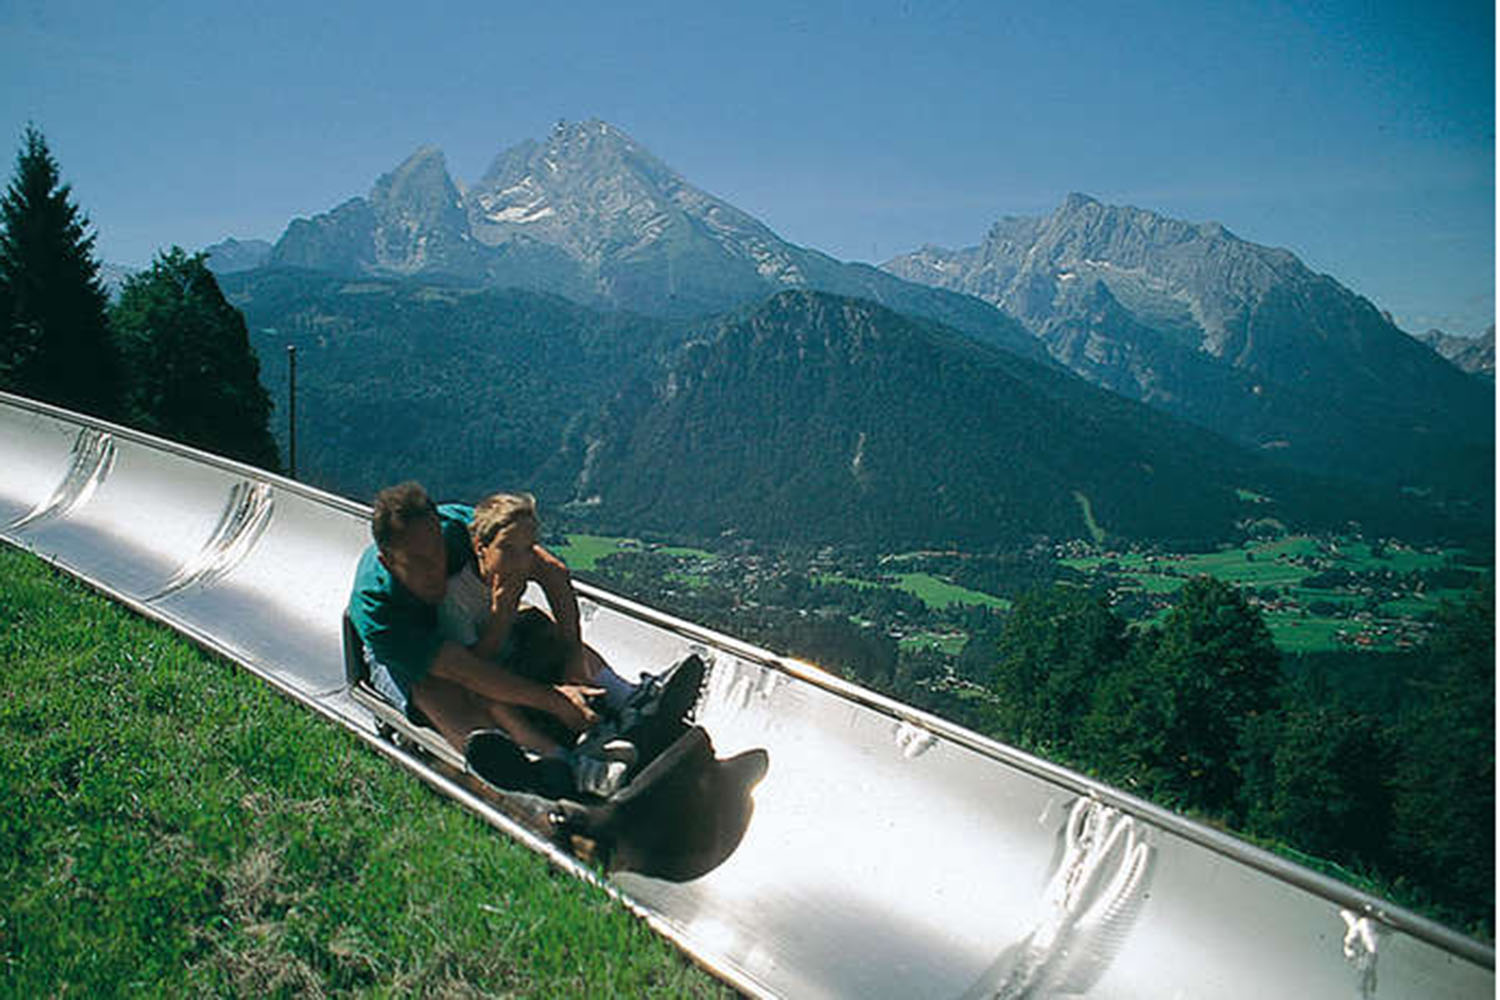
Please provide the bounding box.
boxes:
[622,653,707,727]
[615,653,707,765]
[465,729,571,797]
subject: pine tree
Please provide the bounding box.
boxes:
[112,247,280,469]
[0,125,120,416]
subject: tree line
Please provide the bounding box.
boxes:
[0,126,277,468]
[949,577,1494,937]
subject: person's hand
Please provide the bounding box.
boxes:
[489,570,526,616]
[551,683,603,732]
[528,544,569,588]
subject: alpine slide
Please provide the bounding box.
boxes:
[1,389,1491,999]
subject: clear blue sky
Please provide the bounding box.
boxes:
[2,0,1493,334]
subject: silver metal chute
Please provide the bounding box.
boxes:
[0,402,88,527]
[0,389,1491,999]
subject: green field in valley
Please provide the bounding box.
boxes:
[0,544,728,998]
[552,533,715,574]
[817,571,1010,611]
[553,530,1484,658]
[1061,534,1485,653]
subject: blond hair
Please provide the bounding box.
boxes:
[471,492,538,547]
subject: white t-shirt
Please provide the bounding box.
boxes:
[437,564,492,647]
[437,566,547,648]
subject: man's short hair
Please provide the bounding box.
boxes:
[471,492,538,548]
[371,481,438,551]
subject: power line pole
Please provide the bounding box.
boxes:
[286,344,297,480]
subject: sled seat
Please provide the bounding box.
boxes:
[342,610,464,770]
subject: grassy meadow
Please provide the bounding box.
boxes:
[552,534,716,574]
[0,544,728,998]
[1060,535,1483,653]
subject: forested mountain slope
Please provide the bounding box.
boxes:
[230,267,1456,549]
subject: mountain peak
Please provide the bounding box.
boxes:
[261,120,1055,352]
[375,144,456,200]
[483,118,667,188]
[1061,192,1101,212]
[883,196,1493,493]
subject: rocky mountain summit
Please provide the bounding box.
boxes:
[203,238,273,275]
[273,146,479,278]
[883,195,1492,495]
[265,120,1040,358]
[1420,325,1494,379]
[249,127,1486,502]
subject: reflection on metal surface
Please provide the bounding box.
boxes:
[965,797,1153,999]
[895,719,937,759]
[146,480,274,600]
[10,427,114,529]
[0,390,1494,1000]
[1343,909,1381,997]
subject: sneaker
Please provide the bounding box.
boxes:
[568,738,636,798]
[591,654,703,770]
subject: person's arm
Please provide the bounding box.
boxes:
[427,639,599,731]
[529,543,581,645]
[470,571,526,661]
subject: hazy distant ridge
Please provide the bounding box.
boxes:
[204,238,273,274]
[248,122,1487,502]
[1419,325,1494,379]
[231,272,1424,548]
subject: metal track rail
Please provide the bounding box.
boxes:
[1,390,1491,999]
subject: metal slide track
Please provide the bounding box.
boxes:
[1,390,1491,999]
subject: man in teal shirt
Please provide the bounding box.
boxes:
[348,481,608,791]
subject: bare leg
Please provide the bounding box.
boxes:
[486,702,563,755]
[410,674,497,753]
[412,667,568,757]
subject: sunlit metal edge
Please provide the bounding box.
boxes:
[0,390,367,518]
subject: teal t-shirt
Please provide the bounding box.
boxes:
[347,503,475,694]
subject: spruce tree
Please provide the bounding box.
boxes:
[112,247,280,469]
[0,125,120,417]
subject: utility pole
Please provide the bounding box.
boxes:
[286,344,297,480]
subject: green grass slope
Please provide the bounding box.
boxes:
[0,545,727,998]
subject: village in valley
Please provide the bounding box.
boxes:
[553,528,1489,666]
